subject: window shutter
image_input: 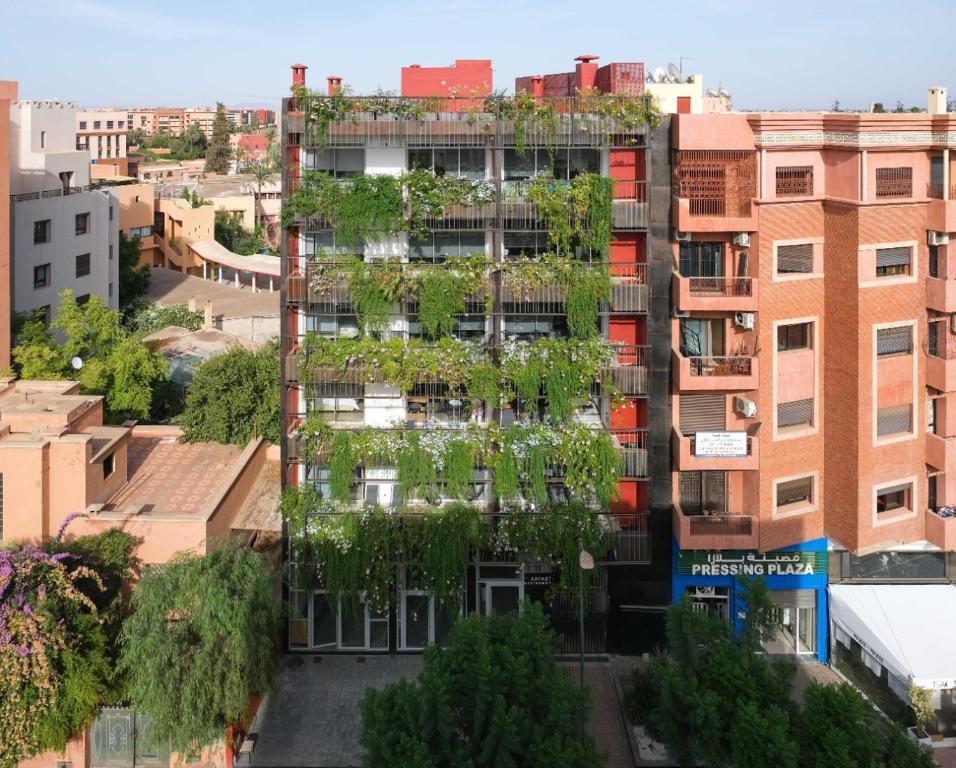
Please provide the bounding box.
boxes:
[702,471,726,512]
[877,405,912,437]
[876,326,912,356]
[776,476,813,507]
[777,399,813,428]
[876,246,911,268]
[879,482,911,496]
[679,394,726,433]
[777,243,813,273]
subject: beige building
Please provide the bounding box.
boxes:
[185,107,218,138]
[75,108,127,165]
[0,377,280,562]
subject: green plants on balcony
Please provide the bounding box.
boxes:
[565,264,612,339]
[414,255,489,338]
[526,173,613,256]
[297,85,359,149]
[347,258,404,335]
[329,430,357,503]
[403,168,495,238]
[495,503,609,593]
[467,360,500,405]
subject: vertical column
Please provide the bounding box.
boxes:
[945,149,950,201]
[860,150,868,203]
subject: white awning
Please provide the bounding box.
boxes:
[829,584,956,690]
[188,239,281,277]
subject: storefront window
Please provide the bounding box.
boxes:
[685,585,729,620]
[762,591,817,655]
[844,551,946,580]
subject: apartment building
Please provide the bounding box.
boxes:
[280,59,656,654]
[9,100,119,318]
[668,88,956,664]
[75,108,127,164]
[126,107,187,137]
[0,81,16,370]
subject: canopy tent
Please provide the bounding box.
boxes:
[829,584,956,691]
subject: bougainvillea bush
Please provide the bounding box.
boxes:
[0,524,137,768]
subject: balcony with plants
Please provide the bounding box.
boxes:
[285,88,660,152]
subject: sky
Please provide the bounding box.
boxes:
[2,0,956,111]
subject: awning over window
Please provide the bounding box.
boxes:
[829,584,956,690]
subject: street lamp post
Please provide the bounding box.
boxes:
[578,547,595,742]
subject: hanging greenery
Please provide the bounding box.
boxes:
[526,173,613,256]
[442,439,478,500]
[299,411,333,463]
[414,257,483,339]
[297,85,359,149]
[329,430,356,503]
[403,169,495,238]
[347,259,404,336]
[466,361,500,405]
[398,432,440,504]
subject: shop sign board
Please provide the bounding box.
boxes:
[694,431,748,458]
[678,550,829,577]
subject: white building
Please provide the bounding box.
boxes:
[75,108,127,164]
[9,101,119,320]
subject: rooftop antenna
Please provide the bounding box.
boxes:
[667,63,683,83]
[679,57,696,77]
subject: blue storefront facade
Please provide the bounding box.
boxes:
[671,537,829,662]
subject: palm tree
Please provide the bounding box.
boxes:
[233,145,246,174]
[248,160,277,231]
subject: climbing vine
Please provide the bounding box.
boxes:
[525,173,613,256]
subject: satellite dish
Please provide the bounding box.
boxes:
[653,67,667,84]
[668,63,683,83]
[71,357,83,370]
[706,89,718,97]
[718,88,731,99]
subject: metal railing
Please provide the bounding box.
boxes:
[685,356,754,377]
[11,184,94,202]
[687,514,755,536]
[927,182,956,200]
[685,276,753,297]
[604,345,649,396]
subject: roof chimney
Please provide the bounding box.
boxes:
[928,86,948,115]
[327,76,342,96]
[291,63,307,88]
[530,76,544,98]
[574,55,599,92]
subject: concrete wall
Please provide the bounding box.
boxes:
[9,101,90,195]
[0,81,17,369]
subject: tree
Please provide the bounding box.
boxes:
[118,543,279,753]
[178,340,280,444]
[11,290,170,422]
[204,102,232,175]
[0,526,137,768]
[127,128,148,147]
[361,603,602,768]
[179,121,208,159]
[124,302,203,337]
[118,232,151,311]
[234,145,246,173]
[214,208,267,255]
[248,161,277,229]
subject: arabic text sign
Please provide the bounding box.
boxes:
[678,550,829,577]
[694,431,748,458]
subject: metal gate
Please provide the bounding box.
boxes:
[91,709,169,768]
[548,570,609,654]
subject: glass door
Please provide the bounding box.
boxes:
[480,580,523,617]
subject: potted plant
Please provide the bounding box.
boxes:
[909,683,938,741]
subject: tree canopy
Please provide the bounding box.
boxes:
[11,290,170,422]
[0,526,137,768]
[635,578,934,768]
[177,340,281,444]
[118,542,279,752]
[204,103,232,175]
[214,209,268,255]
[360,603,602,768]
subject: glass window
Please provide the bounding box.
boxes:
[876,326,912,357]
[312,593,337,647]
[75,212,90,235]
[33,264,50,289]
[845,550,946,580]
[79,121,87,130]
[33,219,51,244]
[75,253,91,278]
[459,149,485,179]
[776,476,813,508]
[777,322,811,351]
[876,484,910,514]
[875,246,911,277]
[93,120,101,129]
[503,232,547,259]
[679,242,723,278]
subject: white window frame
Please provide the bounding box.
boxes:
[772,471,819,519]
[871,320,918,447]
[772,237,823,282]
[872,476,918,528]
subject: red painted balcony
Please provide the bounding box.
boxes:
[672,503,760,550]
[671,427,760,471]
[672,350,759,391]
[672,273,758,312]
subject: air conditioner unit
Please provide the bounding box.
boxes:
[733,232,752,247]
[673,308,691,318]
[929,231,950,246]
[673,229,691,242]
[734,396,757,419]
[734,312,755,330]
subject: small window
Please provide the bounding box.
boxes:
[777,322,811,351]
[33,219,51,244]
[109,206,114,222]
[777,398,813,428]
[776,476,813,508]
[40,130,46,148]
[75,253,91,278]
[103,453,115,478]
[775,166,813,197]
[776,243,813,274]
[109,244,113,260]
[875,167,913,198]
[877,404,912,437]
[75,212,90,236]
[33,264,51,289]
[109,282,113,298]
[93,120,101,129]
[876,484,910,514]
[875,246,911,277]
[106,120,114,129]
[876,326,912,357]
[76,293,91,306]
[79,121,87,130]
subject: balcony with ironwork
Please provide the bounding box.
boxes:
[672,502,759,550]
[672,426,759,471]
[672,273,757,312]
[672,349,759,391]
[671,150,758,233]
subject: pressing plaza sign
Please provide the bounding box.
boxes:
[678,550,829,576]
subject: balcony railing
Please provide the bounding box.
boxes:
[612,429,649,479]
[11,184,94,203]
[685,276,753,297]
[686,356,754,377]
[605,345,649,396]
[672,502,759,549]
[927,182,956,200]
[687,514,755,536]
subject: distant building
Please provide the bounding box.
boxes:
[9,100,119,318]
[0,80,16,369]
[75,108,127,169]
